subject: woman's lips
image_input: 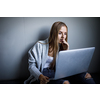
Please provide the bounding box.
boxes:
[60,39,63,42]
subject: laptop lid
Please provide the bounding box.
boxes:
[54,47,95,80]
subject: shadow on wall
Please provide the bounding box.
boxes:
[37,27,50,40]
[18,49,29,80]
[18,27,50,80]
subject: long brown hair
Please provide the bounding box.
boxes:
[48,21,68,70]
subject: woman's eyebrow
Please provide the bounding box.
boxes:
[59,31,62,33]
[59,31,67,33]
[64,31,67,33]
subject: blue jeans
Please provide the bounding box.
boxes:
[63,72,95,84]
[43,68,67,84]
[34,68,95,84]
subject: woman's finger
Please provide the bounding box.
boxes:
[43,78,49,83]
[45,76,49,80]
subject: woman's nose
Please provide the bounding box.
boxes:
[61,33,64,38]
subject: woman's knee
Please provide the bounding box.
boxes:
[85,73,92,79]
[63,80,70,84]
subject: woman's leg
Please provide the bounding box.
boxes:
[71,72,95,84]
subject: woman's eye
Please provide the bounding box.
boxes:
[59,33,62,34]
[64,33,67,35]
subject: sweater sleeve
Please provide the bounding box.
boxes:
[28,42,42,80]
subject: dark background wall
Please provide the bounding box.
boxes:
[0,17,100,81]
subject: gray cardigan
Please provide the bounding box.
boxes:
[24,38,49,83]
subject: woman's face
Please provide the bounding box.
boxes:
[58,26,67,43]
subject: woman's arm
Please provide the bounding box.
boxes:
[28,42,50,84]
[28,42,43,80]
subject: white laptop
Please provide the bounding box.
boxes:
[49,47,95,80]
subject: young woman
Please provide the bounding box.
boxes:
[24,21,95,84]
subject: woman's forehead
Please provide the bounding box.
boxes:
[59,26,67,32]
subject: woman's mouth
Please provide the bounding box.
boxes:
[60,39,63,42]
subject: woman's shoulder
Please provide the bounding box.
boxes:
[28,38,49,53]
[31,38,48,49]
[37,38,48,44]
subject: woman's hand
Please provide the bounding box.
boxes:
[61,39,69,50]
[39,74,50,84]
